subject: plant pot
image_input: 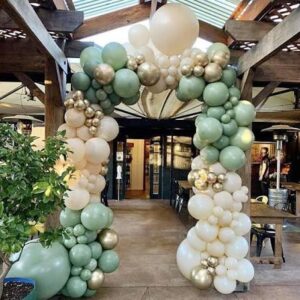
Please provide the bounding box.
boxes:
[3,277,37,300]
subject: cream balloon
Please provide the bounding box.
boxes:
[78,175,89,189]
[76,125,93,141]
[225,236,248,259]
[74,159,87,170]
[66,138,86,163]
[147,76,167,94]
[170,55,180,67]
[65,108,86,128]
[224,257,238,269]
[231,213,251,236]
[236,259,254,283]
[176,239,201,279]
[88,175,106,194]
[232,190,248,203]
[215,265,227,276]
[218,227,235,243]
[187,227,206,252]
[195,220,218,242]
[96,116,119,142]
[206,239,225,258]
[212,206,224,218]
[58,123,76,138]
[128,24,150,48]
[191,155,208,170]
[209,163,227,175]
[137,46,155,63]
[223,172,242,193]
[90,194,100,203]
[64,187,90,210]
[85,163,102,175]
[218,210,233,227]
[232,202,243,212]
[85,138,110,164]
[188,194,214,220]
[213,191,233,210]
[241,186,249,194]
[214,275,237,295]
[199,185,215,198]
[150,4,199,55]
[227,269,238,281]
[207,215,218,225]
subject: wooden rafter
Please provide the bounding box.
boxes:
[232,0,272,20]
[240,68,254,101]
[237,7,300,75]
[252,82,280,108]
[2,0,68,73]
[199,20,227,44]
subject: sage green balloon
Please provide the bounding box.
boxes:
[63,235,77,249]
[71,266,83,276]
[122,92,140,106]
[200,145,219,164]
[105,207,114,228]
[92,79,102,89]
[230,127,254,151]
[109,93,121,105]
[213,135,230,150]
[196,117,223,143]
[81,203,109,231]
[84,289,97,297]
[224,101,233,110]
[85,230,98,243]
[230,96,239,106]
[229,86,241,99]
[69,244,92,267]
[176,76,206,101]
[96,89,107,101]
[60,208,81,227]
[71,72,91,91]
[65,226,74,236]
[203,82,229,107]
[98,250,120,273]
[83,60,100,77]
[221,114,231,124]
[85,258,98,271]
[222,119,238,137]
[74,224,86,237]
[80,46,102,67]
[80,269,92,281]
[89,242,103,259]
[61,286,70,297]
[77,235,89,244]
[207,106,225,120]
[195,113,207,126]
[193,133,208,150]
[66,276,87,298]
[219,145,246,171]
[85,87,98,104]
[221,67,237,87]
[100,99,113,110]
[207,42,230,60]
[113,69,141,98]
[234,100,256,126]
[103,84,113,94]
[102,42,127,70]
[103,106,115,115]
[9,242,70,300]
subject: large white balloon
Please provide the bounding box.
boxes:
[66,138,86,163]
[85,138,110,164]
[214,275,237,295]
[236,259,254,283]
[209,162,227,175]
[215,265,227,276]
[188,194,214,220]
[191,155,207,170]
[223,172,242,193]
[214,191,233,210]
[96,116,119,142]
[58,123,76,138]
[225,236,248,259]
[74,158,87,170]
[231,213,251,236]
[128,24,150,48]
[195,220,218,242]
[65,108,86,128]
[64,187,90,210]
[187,227,206,252]
[206,239,225,258]
[218,227,235,243]
[176,239,201,279]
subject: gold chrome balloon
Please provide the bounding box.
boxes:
[187,170,199,185]
[136,54,145,65]
[137,62,161,86]
[91,117,100,127]
[195,179,208,191]
[126,58,138,71]
[83,99,90,107]
[87,269,105,289]
[181,64,193,77]
[207,172,217,184]
[204,63,222,83]
[207,256,219,268]
[195,52,209,66]
[197,169,208,182]
[89,126,97,135]
[64,99,74,109]
[217,173,226,183]
[211,50,230,68]
[100,165,108,176]
[200,259,208,269]
[85,107,95,118]
[212,182,223,193]
[73,90,84,101]
[85,118,93,127]
[98,228,119,250]
[74,99,86,111]
[94,63,115,85]
[207,267,216,276]
[193,65,204,77]
[94,110,104,120]
[190,267,213,290]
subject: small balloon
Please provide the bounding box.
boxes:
[98,228,119,250]
[137,62,160,86]
[87,269,105,289]
[190,267,213,289]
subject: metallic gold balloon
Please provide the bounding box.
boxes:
[200,259,208,269]
[87,269,105,290]
[126,58,138,71]
[217,173,226,183]
[94,64,115,85]
[207,256,219,268]
[98,228,119,250]
[73,90,84,101]
[89,126,97,135]
[84,99,90,107]
[181,64,193,77]
[197,169,208,182]
[195,179,208,191]
[74,99,86,111]
[204,63,222,83]
[136,54,145,65]
[64,99,74,109]
[92,117,100,127]
[207,267,216,276]
[85,107,95,118]
[187,170,199,185]
[193,65,204,77]
[100,166,108,176]
[85,118,93,127]
[211,50,230,68]
[207,172,217,184]
[212,182,223,192]
[137,62,161,86]
[94,110,104,120]
[190,267,213,290]
[195,52,209,66]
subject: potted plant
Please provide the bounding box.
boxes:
[0,123,73,299]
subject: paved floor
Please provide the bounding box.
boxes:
[89,200,300,300]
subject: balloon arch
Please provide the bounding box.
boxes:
[13,3,256,298]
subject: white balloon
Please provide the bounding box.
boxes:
[214,191,233,210]
[241,186,249,194]
[77,125,92,141]
[232,202,243,212]
[90,194,100,203]
[207,215,218,225]
[176,239,201,279]
[231,213,251,236]
[214,275,236,295]
[88,175,106,194]
[78,176,89,189]
[137,46,155,63]
[191,155,207,170]
[74,158,87,170]
[128,24,150,48]
[223,172,242,193]
[96,116,119,142]
[227,269,238,281]
[233,190,248,203]
[213,206,224,218]
[66,138,86,163]
[218,210,233,227]
[216,265,227,276]
[85,163,102,175]
[225,257,238,269]
[170,55,180,67]
[200,251,209,260]
[225,236,248,259]
[195,220,218,242]
[188,194,214,220]
[165,75,176,86]
[58,123,76,138]
[187,227,206,252]
[206,239,225,258]
[209,163,227,175]
[85,138,110,164]
[64,187,90,210]
[218,227,235,243]
[65,109,86,128]
[236,259,254,283]
[157,55,170,68]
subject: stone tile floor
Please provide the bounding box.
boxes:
[74,200,300,300]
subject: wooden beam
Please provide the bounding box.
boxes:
[252,82,280,108]
[240,68,254,100]
[199,20,227,44]
[0,8,83,33]
[2,0,67,73]
[237,7,300,75]
[64,40,94,58]
[232,0,272,20]
[52,0,69,10]
[14,72,45,104]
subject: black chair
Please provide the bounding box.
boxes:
[170,179,179,208]
[101,180,109,207]
[176,185,189,214]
